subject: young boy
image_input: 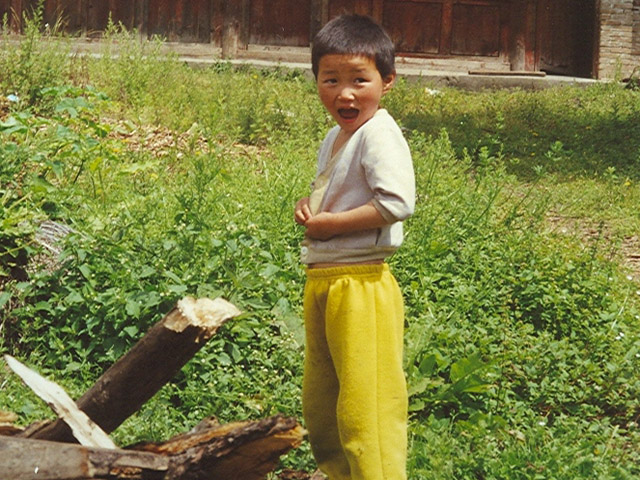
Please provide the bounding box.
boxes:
[294,14,415,480]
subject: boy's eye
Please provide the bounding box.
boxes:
[355,77,368,84]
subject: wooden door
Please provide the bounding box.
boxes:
[249,0,311,46]
[382,0,506,57]
[536,0,595,76]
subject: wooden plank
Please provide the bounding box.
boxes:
[86,0,138,35]
[221,0,246,57]
[249,0,311,46]
[5,355,116,449]
[0,436,168,480]
[383,1,442,55]
[210,0,224,45]
[146,0,211,42]
[310,0,327,41]
[450,3,500,56]
[137,0,148,39]
[147,0,174,40]
[25,297,241,443]
[328,0,373,18]
[439,0,453,55]
[173,0,211,43]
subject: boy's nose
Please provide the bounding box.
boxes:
[338,86,355,100]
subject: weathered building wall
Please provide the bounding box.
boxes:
[1,0,638,79]
[634,0,640,55]
[597,0,640,78]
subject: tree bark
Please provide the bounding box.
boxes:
[23,297,240,443]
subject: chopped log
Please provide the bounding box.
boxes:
[24,297,241,443]
[132,414,306,480]
[0,436,169,480]
[0,415,305,480]
[4,355,116,449]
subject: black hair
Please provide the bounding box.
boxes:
[311,14,395,79]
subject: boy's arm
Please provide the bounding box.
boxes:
[303,202,388,240]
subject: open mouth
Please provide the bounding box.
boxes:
[338,108,359,120]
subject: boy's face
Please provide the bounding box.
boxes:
[316,54,395,135]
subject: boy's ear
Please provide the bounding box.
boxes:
[382,72,396,95]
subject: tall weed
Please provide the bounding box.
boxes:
[0,2,71,110]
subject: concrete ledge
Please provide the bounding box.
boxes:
[202,57,598,90]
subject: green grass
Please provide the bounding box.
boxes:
[1,23,640,478]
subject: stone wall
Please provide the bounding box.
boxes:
[597,0,640,79]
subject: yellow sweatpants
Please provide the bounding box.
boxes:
[302,263,408,480]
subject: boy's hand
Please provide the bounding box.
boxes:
[295,197,312,225]
[304,212,338,240]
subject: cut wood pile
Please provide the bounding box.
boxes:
[0,297,307,480]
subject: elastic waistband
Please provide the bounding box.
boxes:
[305,262,390,279]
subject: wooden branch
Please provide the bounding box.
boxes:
[0,436,168,480]
[24,297,240,443]
[133,414,306,480]
[4,355,115,449]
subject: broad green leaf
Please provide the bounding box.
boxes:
[126,298,140,317]
[450,353,486,383]
[0,291,11,309]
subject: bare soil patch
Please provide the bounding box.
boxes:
[547,214,640,280]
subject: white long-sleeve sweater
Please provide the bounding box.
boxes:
[301,109,415,264]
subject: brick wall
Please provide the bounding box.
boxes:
[597,0,640,79]
[634,0,640,55]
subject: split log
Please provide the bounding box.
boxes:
[4,355,115,449]
[23,297,241,443]
[0,436,169,480]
